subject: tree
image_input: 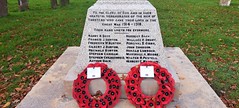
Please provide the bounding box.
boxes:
[51,0,58,9]
[0,0,8,17]
[60,0,69,6]
[18,0,29,11]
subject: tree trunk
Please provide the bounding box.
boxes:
[51,0,58,9]
[18,0,29,11]
[60,0,69,6]
[66,0,69,5]
[0,0,8,17]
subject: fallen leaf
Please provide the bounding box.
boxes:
[121,74,126,80]
[220,90,226,94]
[41,64,46,67]
[14,74,20,77]
[229,66,237,71]
[13,99,20,104]
[92,90,103,98]
[207,78,213,81]
[211,71,215,76]
[175,105,180,108]
[3,102,11,108]
[233,60,238,64]
[15,88,22,92]
[7,55,13,61]
[231,101,237,104]
[230,84,237,90]
[178,91,182,95]
[36,60,41,63]
[152,97,156,101]
[207,58,213,62]
[179,76,185,80]
[61,94,66,98]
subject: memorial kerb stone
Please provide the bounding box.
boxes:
[64,0,180,101]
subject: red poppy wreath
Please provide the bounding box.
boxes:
[125,61,175,108]
[73,63,121,108]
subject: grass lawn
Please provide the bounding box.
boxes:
[0,0,238,107]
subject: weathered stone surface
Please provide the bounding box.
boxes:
[17,47,79,108]
[17,47,226,108]
[219,0,231,6]
[165,47,226,108]
[67,0,172,77]
[64,0,180,99]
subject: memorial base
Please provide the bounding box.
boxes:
[17,47,226,108]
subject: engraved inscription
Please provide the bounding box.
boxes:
[87,10,159,63]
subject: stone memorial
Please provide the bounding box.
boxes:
[64,0,180,101]
[17,0,227,108]
[220,0,231,6]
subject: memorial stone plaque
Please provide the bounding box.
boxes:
[68,0,170,76]
[64,0,180,100]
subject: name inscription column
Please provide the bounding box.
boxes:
[88,11,125,63]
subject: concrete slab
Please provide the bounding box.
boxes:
[17,47,227,108]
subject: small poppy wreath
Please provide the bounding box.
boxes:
[73,63,121,108]
[125,61,175,108]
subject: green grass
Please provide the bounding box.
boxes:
[0,0,96,107]
[150,0,239,106]
[0,0,239,107]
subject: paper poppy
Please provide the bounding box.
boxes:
[73,63,121,108]
[125,61,175,108]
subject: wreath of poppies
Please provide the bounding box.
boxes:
[125,61,175,108]
[73,63,121,108]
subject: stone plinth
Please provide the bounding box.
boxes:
[17,47,227,108]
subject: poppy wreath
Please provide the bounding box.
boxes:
[125,61,175,108]
[73,63,121,108]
